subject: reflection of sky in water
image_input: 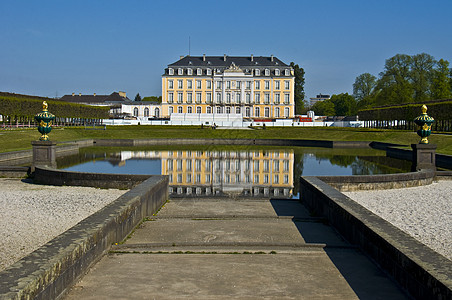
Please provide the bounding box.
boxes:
[301,157,353,176]
[63,159,162,175]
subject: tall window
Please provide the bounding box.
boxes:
[226,93,231,104]
[196,106,201,114]
[255,107,260,117]
[236,93,241,103]
[207,107,212,114]
[169,106,174,115]
[226,81,231,89]
[178,106,183,113]
[265,81,270,90]
[254,93,260,104]
[216,81,222,89]
[246,107,250,117]
[207,68,212,75]
[216,106,223,114]
[226,107,231,114]
[264,69,270,76]
[275,69,280,76]
[285,80,290,90]
[285,69,290,76]
[255,69,260,76]
[236,107,241,114]
[274,93,280,104]
[265,107,270,117]
[246,93,251,104]
[216,92,222,103]
[255,81,260,89]
[206,93,212,103]
[236,81,241,88]
[168,92,174,103]
[133,107,139,117]
[206,80,212,89]
[187,68,193,75]
[187,80,192,89]
[275,107,280,118]
[155,108,160,118]
[178,93,183,103]
[246,81,251,89]
[196,93,202,103]
[168,68,174,75]
[264,93,270,104]
[168,80,174,89]
[284,107,290,117]
[187,93,192,103]
[197,68,202,75]
[144,107,149,117]
[196,80,202,89]
[178,80,183,89]
[275,81,280,90]
[284,94,290,104]
[187,106,192,114]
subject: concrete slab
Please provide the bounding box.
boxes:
[65,252,360,300]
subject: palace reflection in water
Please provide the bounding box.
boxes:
[118,149,294,197]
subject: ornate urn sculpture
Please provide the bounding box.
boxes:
[35,101,55,141]
[414,105,434,144]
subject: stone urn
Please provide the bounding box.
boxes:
[414,105,434,144]
[35,101,55,141]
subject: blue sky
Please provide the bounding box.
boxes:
[1,0,451,100]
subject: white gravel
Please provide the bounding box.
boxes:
[0,178,127,272]
[343,181,452,261]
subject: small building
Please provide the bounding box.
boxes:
[309,94,330,107]
[121,102,162,120]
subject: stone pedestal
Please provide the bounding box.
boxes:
[32,140,57,169]
[411,144,436,172]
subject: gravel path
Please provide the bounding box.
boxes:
[344,181,452,261]
[0,178,127,272]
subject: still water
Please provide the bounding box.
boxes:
[58,146,412,198]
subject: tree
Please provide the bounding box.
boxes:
[431,59,452,100]
[142,96,162,102]
[353,73,377,109]
[311,99,335,116]
[411,53,435,102]
[330,93,357,116]
[134,93,142,101]
[290,62,305,115]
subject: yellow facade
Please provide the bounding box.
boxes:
[161,56,295,119]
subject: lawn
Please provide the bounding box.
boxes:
[1,125,452,155]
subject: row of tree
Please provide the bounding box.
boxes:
[353,53,452,109]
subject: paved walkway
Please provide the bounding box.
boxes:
[64,197,408,299]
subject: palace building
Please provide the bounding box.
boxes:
[162,55,295,120]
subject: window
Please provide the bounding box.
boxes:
[167,159,173,171]
[186,159,192,171]
[226,107,231,114]
[168,92,174,103]
[285,80,290,90]
[187,68,193,75]
[264,174,269,184]
[264,69,270,76]
[275,107,280,118]
[144,107,149,117]
[195,159,202,171]
[178,93,183,103]
[205,160,211,171]
[236,107,241,114]
[284,174,289,184]
[246,174,250,183]
[274,160,280,172]
[275,93,280,104]
[255,107,260,117]
[245,93,250,104]
[264,93,270,104]
[284,107,290,117]
[255,69,260,76]
[264,160,269,172]
[178,80,183,89]
[168,68,174,75]
[226,93,231,104]
[186,173,192,183]
[206,92,212,103]
[206,80,212,89]
[275,81,280,90]
[254,93,260,104]
[255,81,260,89]
[216,106,223,114]
[187,93,192,103]
[236,93,241,103]
[196,80,202,89]
[246,107,250,117]
[196,174,201,183]
[207,68,212,75]
[254,174,259,184]
[236,81,241,89]
[196,106,201,114]
[155,107,160,118]
[177,174,182,183]
[216,92,222,103]
[178,106,183,113]
[177,159,183,171]
[187,106,192,114]
[274,174,279,184]
[265,81,270,90]
[216,81,222,89]
[207,107,212,114]
[196,93,202,103]
[169,106,174,115]
[205,174,211,183]
[187,80,192,89]
[226,81,231,89]
[265,107,270,117]
[275,69,280,76]
[133,107,139,117]
[285,69,290,76]
[197,68,202,75]
[284,94,290,104]
[246,81,251,89]
[178,68,183,75]
[168,80,174,89]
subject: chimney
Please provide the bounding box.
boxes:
[203,54,206,61]
[224,54,227,61]
[72,92,75,96]
[251,54,254,62]
[271,55,274,62]
[94,93,96,96]
[180,55,184,60]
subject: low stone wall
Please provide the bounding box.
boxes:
[34,166,151,189]
[0,166,30,178]
[0,175,168,300]
[300,176,452,299]
[317,170,435,191]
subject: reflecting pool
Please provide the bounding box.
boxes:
[58,146,412,198]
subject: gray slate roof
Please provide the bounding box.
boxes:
[168,56,289,67]
[60,92,131,104]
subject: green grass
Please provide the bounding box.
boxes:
[2,125,452,155]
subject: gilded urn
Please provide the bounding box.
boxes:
[35,101,55,141]
[414,105,434,144]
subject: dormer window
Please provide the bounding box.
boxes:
[255,69,260,76]
[206,68,212,75]
[169,68,174,75]
[275,69,280,76]
[285,69,290,76]
[187,68,193,75]
[178,68,183,75]
[197,68,202,75]
[264,69,270,76]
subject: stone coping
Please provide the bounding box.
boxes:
[0,174,168,300]
[300,175,452,299]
